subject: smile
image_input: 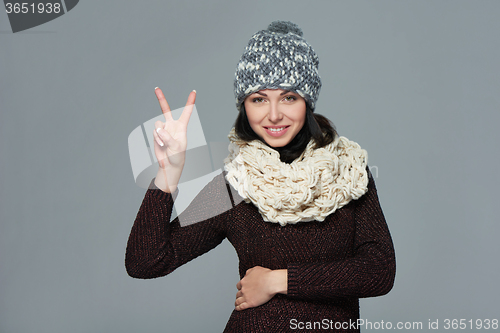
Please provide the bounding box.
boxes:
[267,127,287,131]
[264,126,290,137]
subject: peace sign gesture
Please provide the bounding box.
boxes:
[152,88,196,193]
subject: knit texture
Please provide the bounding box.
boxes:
[234,21,322,111]
[223,127,369,225]
[125,168,395,333]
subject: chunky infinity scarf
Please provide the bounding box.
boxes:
[223,127,369,226]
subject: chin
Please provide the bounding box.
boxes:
[263,138,291,148]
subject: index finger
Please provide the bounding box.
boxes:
[154,87,174,122]
[178,90,197,125]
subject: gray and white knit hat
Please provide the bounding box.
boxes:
[234,21,321,112]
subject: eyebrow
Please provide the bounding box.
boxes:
[255,90,293,97]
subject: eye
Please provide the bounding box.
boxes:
[283,95,297,102]
[252,97,265,103]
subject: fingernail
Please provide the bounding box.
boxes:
[156,128,161,133]
[155,87,159,90]
[192,90,196,93]
[158,141,164,147]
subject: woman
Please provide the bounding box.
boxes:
[126,21,395,332]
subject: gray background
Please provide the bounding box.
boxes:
[1,0,499,332]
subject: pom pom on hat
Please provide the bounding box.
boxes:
[266,21,303,36]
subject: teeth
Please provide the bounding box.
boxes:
[268,127,286,132]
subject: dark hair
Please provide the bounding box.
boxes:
[233,105,338,164]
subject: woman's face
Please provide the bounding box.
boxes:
[244,89,306,148]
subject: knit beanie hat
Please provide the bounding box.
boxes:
[234,21,322,112]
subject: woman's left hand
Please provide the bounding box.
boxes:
[235,266,287,311]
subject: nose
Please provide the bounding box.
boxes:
[267,102,283,122]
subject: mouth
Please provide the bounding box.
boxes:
[264,126,290,137]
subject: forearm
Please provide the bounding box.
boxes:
[154,166,183,193]
[126,173,229,279]
[125,181,179,278]
[286,255,395,301]
[271,269,288,295]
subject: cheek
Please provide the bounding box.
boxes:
[245,105,266,125]
[245,110,258,125]
[291,105,307,124]
[245,112,263,132]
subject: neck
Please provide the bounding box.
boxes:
[265,129,312,164]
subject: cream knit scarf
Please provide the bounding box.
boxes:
[223,127,369,226]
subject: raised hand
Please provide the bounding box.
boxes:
[152,88,196,192]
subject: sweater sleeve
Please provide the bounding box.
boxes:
[287,169,396,300]
[125,172,232,279]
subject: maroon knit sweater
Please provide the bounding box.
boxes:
[125,168,395,332]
